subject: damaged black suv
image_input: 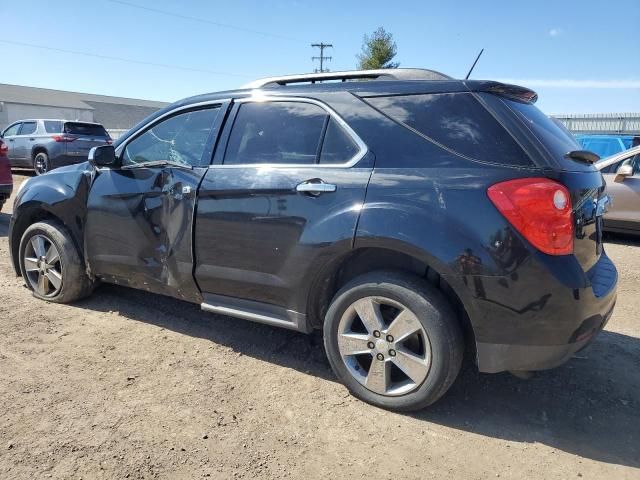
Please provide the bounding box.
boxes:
[9,69,617,411]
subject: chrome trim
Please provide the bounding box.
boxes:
[115,99,232,158]
[242,68,453,88]
[201,302,306,332]
[210,95,368,169]
[296,182,337,193]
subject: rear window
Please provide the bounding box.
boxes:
[503,100,581,160]
[366,92,530,165]
[64,122,109,137]
[44,121,63,133]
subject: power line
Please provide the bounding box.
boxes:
[107,0,308,43]
[311,43,333,73]
[0,39,251,78]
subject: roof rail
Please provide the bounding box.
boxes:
[242,68,453,89]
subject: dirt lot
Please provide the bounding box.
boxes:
[0,173,638,479]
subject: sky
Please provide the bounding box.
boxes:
[1,0,639,114]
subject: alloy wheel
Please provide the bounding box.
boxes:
[34,154,48,175]
[23,234,63,297]
[337,296,432,396]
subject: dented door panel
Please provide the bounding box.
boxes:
[85,166,205,302]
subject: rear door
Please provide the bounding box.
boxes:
[85,103,226,301]
[194,97,372,321]
[63,122,111,159]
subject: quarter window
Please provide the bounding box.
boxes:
[320,118,359,164]
[123,107,220,167]
[367,93,529,165]
[44,121,63,134]
[19,122,37,135]
[224,102,328,165]
[3,123,21,137]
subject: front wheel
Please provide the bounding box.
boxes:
[19,220,95,303]
[33,152,50,175]
[323,271,463,411]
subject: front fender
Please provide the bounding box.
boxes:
[10,165,92,274]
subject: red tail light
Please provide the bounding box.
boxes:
[52,135,76,142]
[488,178,573,255]
[106,139,113,145]
[0,140,7,156]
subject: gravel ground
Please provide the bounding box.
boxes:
[0,173,639,479]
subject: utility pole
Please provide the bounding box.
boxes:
[311,43,333,73]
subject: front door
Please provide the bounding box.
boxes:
[85,104,226,302]
[13,121,37,163]
[2,123,22,165]
[194,98,373,317]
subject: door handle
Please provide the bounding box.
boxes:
[296,180,337,195]
[29,138,35,141]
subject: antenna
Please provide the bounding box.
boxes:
[465,48,484,80]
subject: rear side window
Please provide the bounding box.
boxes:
[44,121,63,133]
[19,122,37,135]
[504,100,581,160]
[320,118,359,164]
[224,102,327,165]
[64,122,108,137]
[366,93,529,165]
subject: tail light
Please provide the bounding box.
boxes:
[52,135,76,142]
[106,139,113,145]
[488,178,573,255]
[0,140,7,156]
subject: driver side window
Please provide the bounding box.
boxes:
[123,107,220,167]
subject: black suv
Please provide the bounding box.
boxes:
[9,69,617,411]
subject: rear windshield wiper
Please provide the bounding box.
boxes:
[565,150,600,164]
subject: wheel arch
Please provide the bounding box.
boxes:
[305,245,476,355]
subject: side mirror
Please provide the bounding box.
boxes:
[88,145,119,168]
[614,163,633,182]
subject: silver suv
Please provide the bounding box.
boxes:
[1,119,111,175]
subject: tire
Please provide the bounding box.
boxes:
[323,270,463,411]
[33,151,50,176]
[18,220,95,303]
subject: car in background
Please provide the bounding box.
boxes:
[0,139,13,211]
[576,134,633,158]
[0,119,112,175]
[596,145,640,234]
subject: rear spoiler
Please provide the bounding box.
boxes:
[469,81,538,104]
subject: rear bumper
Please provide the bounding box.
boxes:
[447,251,618,373]
[476,296,615,373]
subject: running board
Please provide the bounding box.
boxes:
[201,293,312,333]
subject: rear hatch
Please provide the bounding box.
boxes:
[63,122,111,158]
[478,87,606,273]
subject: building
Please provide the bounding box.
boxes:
[552,113,640,136]
[0,83,168,139]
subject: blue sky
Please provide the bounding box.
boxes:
[1,0,639,114]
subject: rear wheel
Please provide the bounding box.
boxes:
[19,220,95,303]
[33,152,50,175]
[323,271,463,411]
